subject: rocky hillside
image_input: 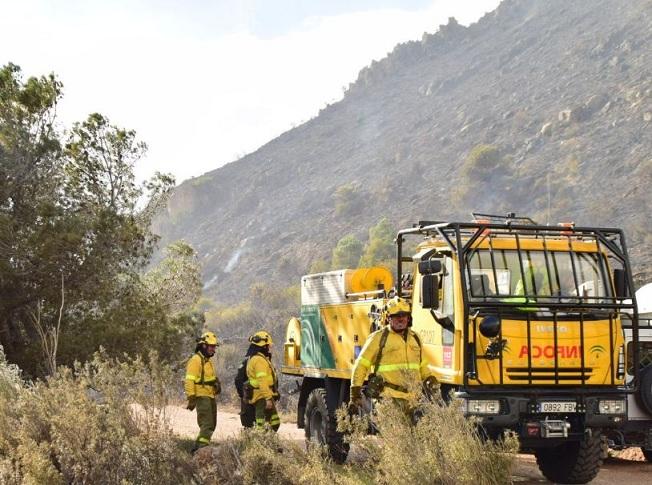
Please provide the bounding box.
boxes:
[154,0,652,304]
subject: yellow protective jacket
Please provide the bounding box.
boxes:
[246,352,278,404]
[352,327,433,399]
[184,352,219,398]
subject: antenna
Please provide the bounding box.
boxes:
[546,173,551,226]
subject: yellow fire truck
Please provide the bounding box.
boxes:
[282,214,640,483]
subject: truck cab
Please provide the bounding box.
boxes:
[398,214,639,483]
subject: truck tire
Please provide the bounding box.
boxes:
[642,447,652,462]
[534,432,606,484]
[637,366,652,415]
[304,388,349,464]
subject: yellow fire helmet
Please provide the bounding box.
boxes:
[249,330,273,347]
[198,331,219,346]
[386,297,411,317]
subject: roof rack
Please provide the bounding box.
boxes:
[415,213,538,230]
[470,212,538,225]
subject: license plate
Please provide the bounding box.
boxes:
[538,401,577,413]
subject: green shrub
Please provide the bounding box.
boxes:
[333,184,363,216]
[462,144,501,179]
[0,348,195,484]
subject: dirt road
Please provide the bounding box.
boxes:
[169,405,651,483]
[166,404,303,440]
[512,454,650,484]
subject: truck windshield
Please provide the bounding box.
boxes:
[467,249,610,299]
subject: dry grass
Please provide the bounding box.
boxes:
[1,348,517,484]
[338,380,518,485]
[194,430,366,485]
[0,348,195,484]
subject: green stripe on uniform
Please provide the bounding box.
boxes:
[358,357,372,367]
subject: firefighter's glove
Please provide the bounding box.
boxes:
[265,399,274,411]
[423,376,439,399]
[186,396,197,411]
[350,386,363,407]
[214,380,221,396]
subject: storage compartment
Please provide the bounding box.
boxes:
[301,267,393,306]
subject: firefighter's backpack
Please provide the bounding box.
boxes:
[234,356,250,399]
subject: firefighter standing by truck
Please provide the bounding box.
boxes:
[184,331,222,451]
[245,331,281,431]
[350,297,438,415]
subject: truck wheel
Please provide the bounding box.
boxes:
[642,447,652,462]
[637,366,652,415]
[534,432,606,484]
[304,388,349,464]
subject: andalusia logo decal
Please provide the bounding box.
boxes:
[589,345,606,359]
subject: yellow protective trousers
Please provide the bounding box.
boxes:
[253,399,280,432]
[194,396,217,449]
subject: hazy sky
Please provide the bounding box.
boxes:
[1,0,500,183]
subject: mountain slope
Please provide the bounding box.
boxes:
[154,0,652,303]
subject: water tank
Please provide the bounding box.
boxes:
[300,267,393,306]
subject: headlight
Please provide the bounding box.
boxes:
[598,399,626,415]
[466,399,501,415]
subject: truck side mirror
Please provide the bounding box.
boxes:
[421,274,439,309]
[418,259,442,275]
[613,269,630,298]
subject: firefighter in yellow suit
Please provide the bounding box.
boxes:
[246,331,280,431]
[350,297,438,413]
[185,331,221,451]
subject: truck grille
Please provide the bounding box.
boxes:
[506,367,593,382]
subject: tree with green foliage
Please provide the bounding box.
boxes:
[0,63,192,375]
[145,241,202,316]
[1,63,67,373]
[359,217,395,268]
[65,112,146,213]
[331,235,363,269]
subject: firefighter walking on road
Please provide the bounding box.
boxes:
[350,297,438,415]
[245,331,281,431]
[185,331,221,451]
